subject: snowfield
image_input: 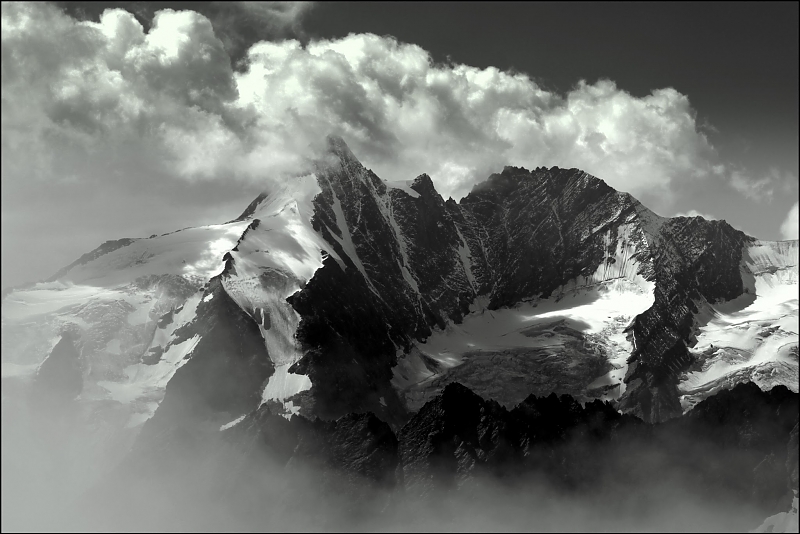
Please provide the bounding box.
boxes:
[0,176,337,425]
[1,220,254,427]
[54,222,251,287]
[679,240,799,411]
[394,222,656,407]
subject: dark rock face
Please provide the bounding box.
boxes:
[89,381,798,532]
[621,218,751,422]
[395,382,796,520]
[280,138,755,425]
[232,408,399,503]
[31,332,83,405]
[397,383,513,496]
[288,253,408,427]
[395,382,643,497]
[285,412,399,500]
[400,384,796,506]
[661,382,798,512]
[134,276,274,451]
[454,167,634,308]
[252,380,788,514]
[287,139,476,426]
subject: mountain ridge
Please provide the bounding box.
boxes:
[2,136,796,438]
[2,136,797,532]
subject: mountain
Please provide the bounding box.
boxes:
[1,137,797,528]
[3,137,797,421]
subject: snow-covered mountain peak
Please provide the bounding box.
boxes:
[2,138,796,444]
[3,137,797,533]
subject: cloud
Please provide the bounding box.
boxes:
[4,3,795,286]
[780,201,799,240]
[673,209,717,220]
[1,4,240,182]
[1,4,728,208]
[231,34,725,205]
[730,169,774,202]
[205,1,314,61]
[236,1,313,31]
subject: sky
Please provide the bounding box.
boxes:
[1,1,798,289]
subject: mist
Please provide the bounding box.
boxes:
[2,373,794,533]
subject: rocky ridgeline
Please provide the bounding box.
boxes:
[252,381,797,505]
[621,217,750,421]
[95,135,764,448]
[9,136,772,441]
[273,137,756,425]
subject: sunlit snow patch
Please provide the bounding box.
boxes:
[98,332,201,424]
[262,364,312,405]
[84,292,204,427]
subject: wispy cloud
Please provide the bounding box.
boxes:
[236,1,314,32]
[779,201,799,240]
[206,1,314,61]
[728,167,797,203]
[730,170,772,202]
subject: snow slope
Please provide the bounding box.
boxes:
[394,221,656,407]
[220,174,330,416]
[1,222,249,422]
[1,174,341,423]
[92,293,203,428]
[752,493,799,533]
[56,223,250,288]
[679,240,799,411]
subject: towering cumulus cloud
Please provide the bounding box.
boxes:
[2,2,721,209]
